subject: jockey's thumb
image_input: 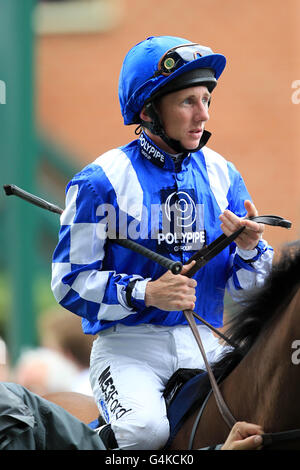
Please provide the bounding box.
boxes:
[180,260,196,275]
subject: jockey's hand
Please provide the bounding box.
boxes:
[145,261,197,311]
[221,421,264,450]
[219,200,265,251]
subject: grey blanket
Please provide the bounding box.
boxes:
[0,382,105,450]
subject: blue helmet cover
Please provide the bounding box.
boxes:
[119,36,226,125]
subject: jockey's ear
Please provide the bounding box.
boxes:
[139,105,152,122]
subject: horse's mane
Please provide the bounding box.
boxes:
[212,241,300,378]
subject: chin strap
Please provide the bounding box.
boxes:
[141,101,211,154]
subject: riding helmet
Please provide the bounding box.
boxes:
[118,36,226,152]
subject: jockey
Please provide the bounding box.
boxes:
[51,35,274,450]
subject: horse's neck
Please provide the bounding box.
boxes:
[223,288,300,431]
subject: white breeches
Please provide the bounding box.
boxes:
[89,323,227,450]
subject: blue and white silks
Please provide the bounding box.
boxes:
[51,132,273,335]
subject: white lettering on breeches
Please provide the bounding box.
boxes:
[89,323,227,449]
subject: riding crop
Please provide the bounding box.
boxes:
[3,184,183,275]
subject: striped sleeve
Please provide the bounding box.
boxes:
[202,146,274,300]
[51,156,148,328]
[224,163,274,300]
[226,239,274,301]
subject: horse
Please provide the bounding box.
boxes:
[171,241,300,450]
[44,242,300,449]
[43,391,99,425]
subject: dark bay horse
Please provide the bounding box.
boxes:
[171,242,300,450]
[45,243,300,449]
[44,391,99,425]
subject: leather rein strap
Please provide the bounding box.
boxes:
[182,214,292,442]
[261,429,300,447]
[184,309,236,430]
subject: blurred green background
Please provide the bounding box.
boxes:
[0,0,79,363]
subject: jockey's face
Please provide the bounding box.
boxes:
[146,85,210,154]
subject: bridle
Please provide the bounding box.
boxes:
[3,184,299,449]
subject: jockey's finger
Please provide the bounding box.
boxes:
[233,421,263,439]
[219,210,242,231]
[233,434,263,450]
[240,218,264,234]
[244,199,258,218]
